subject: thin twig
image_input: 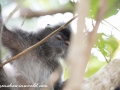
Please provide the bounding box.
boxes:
[92,19,95,28]
[102,52,109,63]
[5,0,25,24]
[103,20,120,32]
[21,12,27,26]
[0,15,78,67]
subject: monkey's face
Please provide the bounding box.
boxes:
[42,31,70,59]
[52,33,70,54]
[38,27,70,58]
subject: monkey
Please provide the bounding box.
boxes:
[0,18,71,90]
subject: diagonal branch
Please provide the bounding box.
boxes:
[81,59,120,90]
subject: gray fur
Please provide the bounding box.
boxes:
[0,23,71,90]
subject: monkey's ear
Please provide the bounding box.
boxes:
[2,26,24,52]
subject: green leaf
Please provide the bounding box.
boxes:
[95,33,119,60]
[89,0,120,19]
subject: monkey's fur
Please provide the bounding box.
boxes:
[0,20,71,90]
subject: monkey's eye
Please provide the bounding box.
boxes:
[56,35,62,40]
[65,41,70,46]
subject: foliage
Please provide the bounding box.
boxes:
[95,33,119,62]
[89,0,120,19]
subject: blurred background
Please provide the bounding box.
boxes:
[1,0,120,80]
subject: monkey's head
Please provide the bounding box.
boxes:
[36,24,71,60]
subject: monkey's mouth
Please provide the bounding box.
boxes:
[54,47,63,54]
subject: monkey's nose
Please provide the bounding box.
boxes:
[55,47,62,54]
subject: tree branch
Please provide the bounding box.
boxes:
[20,8,73,18]
[64,0,90,90]
[64,0,108,90]
[81,59,120,90]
